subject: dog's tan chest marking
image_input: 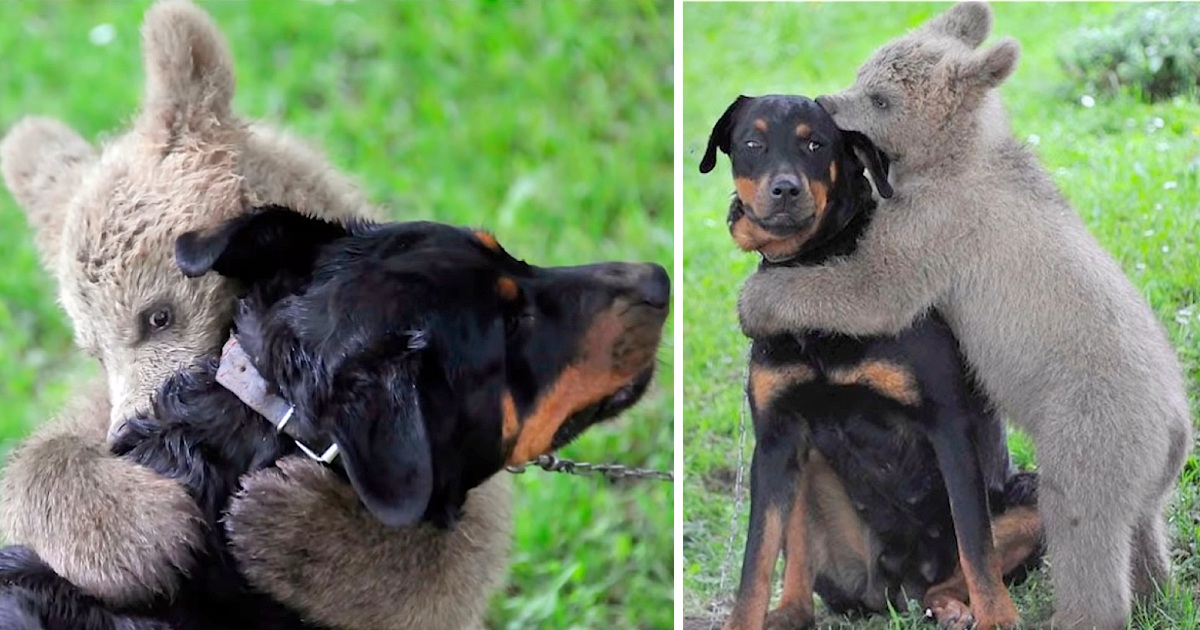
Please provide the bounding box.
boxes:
[749,364,816,407]
[828,360,921,406]
[729,213,815,262]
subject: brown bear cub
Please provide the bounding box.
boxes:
[0,2,512,628]
[737,3,1192,629]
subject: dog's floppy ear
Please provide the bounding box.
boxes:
[327,336,434,528]
[699,95,750,174]
[842,130,893,199]
[175,205,347,282]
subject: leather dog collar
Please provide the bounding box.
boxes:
[215,336,340,464]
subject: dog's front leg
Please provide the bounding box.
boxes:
[725,359,815,630]
[724,436,806,630]
[925,503,1043,630]
[924,412,1020,630]
[764,455,819,630]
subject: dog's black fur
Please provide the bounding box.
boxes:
[701,95,1041,628]
[0,207,669,630]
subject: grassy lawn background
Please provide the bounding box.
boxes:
[683,2,1200,628]
[0,1,672,628]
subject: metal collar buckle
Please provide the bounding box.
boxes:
[216,336,340,465]
[274,405,340,464]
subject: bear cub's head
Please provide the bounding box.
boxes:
[815,1,1020,171]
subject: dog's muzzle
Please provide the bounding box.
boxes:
[216,336,340,464]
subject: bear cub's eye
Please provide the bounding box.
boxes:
[870,94,890,110]
[146,306,173,332]
[806,140,822,152]
[745,140,762,150]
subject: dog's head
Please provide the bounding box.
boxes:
[699,94,891,261]
[175,207,670,527]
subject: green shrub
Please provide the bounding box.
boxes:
[1059,3,1200,102]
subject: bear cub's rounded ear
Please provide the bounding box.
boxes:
[922,1,994,49]
[956,38,1020,94]
[0,116,98,270]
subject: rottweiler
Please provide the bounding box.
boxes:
[699,95,1043,630]
[0,207,670,630]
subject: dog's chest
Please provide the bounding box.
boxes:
[750,331,918,404]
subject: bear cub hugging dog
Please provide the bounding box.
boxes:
[739,2,1192,629]
[0,1,510,629]
[0,206,669,629]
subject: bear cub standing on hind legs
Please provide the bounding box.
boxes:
[737,3,1192,629]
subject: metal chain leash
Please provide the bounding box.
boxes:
[709,353,751,629]
[506,453,674,482]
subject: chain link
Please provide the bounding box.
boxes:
[505,453,673,482]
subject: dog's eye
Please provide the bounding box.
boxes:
[870,95,889,110]
[745,140,763,150]
[145,306,173,333]
[807,140,822,152]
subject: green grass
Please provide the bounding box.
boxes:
[683,2,1200,628]
[0,1,672,628]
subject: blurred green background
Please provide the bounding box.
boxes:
[683,2,1200,628]
[0,1,672,628]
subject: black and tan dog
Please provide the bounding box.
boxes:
[0,207,669,630]
[699,95,1042,630]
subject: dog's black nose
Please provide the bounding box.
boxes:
[573,262,671,309]
[815,95,836,114]
[637,263,671,309]
[769,175,802,199]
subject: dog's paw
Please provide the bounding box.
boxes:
[925,596,975,630]
[226,457,513,630]
[0,387,203,607]
[764,602,814,629]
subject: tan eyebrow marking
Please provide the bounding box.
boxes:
[475,230,500,251]
[497,276,519,301]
